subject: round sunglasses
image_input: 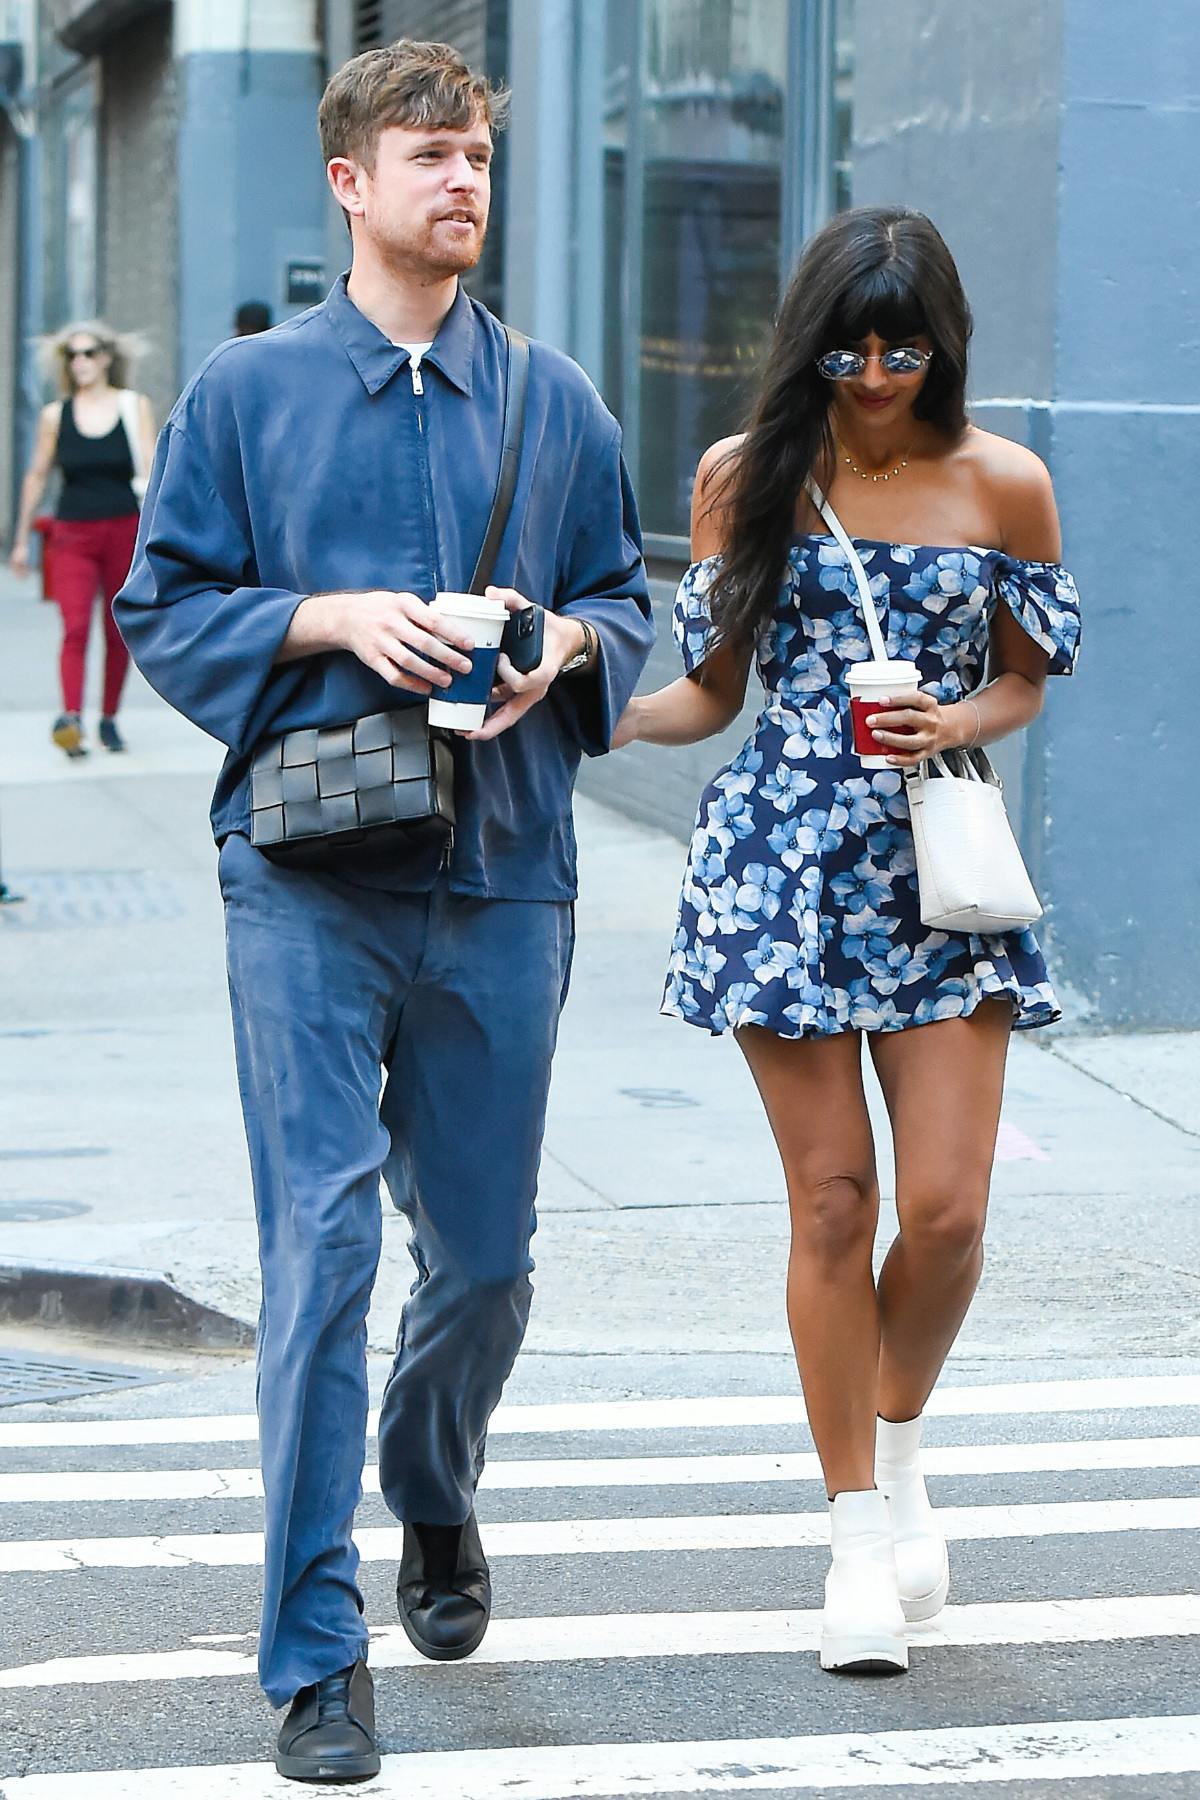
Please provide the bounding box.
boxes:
[816,348,932,381]
[65,344,106,361]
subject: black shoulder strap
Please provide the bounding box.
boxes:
[469,325,529,595]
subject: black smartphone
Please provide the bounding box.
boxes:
[500,603,545,674]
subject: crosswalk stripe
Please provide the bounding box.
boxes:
[2,1495,1197,1575]
[3,1713,1199,1797]
[3,1436,1198,1505]
[1,1373,1196,1450]
[3,1595,1198,1690]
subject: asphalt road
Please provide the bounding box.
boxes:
[1,1347,1199,1796]
[2,571,1200,1795]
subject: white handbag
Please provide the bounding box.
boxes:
[117,387,148,502]
[808,482,1043,936]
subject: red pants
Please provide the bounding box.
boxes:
[51,515,139,716]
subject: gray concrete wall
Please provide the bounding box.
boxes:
[849,0,1200,1028]
[0,120,19,543]
[98,8,177,420]
[176,48,328,385]
[1035,1,1200,1028]
[850,0,1064,403]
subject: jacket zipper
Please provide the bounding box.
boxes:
[410,363,441,591]
[411,354,451,877]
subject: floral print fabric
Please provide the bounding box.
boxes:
[663,536,1081,1038]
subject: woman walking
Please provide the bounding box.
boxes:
[615,207,1080,1674]
[9,322,154,757]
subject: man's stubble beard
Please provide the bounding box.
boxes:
[374,215,488,284]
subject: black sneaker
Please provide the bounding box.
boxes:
[51,714,86,758]
[397,1511,492,1660]
[98,715,126,752]
[274,1660,380,1783]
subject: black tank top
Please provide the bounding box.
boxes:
[56,397,139,521]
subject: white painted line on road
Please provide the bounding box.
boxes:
[3,1714,1200,1797]
[3,1595,1199,1690]
[3,1495,1198,1575]
[3,1437,1199,1505]
[1,1373,1196,1450]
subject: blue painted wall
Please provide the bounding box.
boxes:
[177,50,328,384]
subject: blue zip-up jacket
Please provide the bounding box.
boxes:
[114,275,654,900]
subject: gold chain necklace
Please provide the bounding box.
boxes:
[839,441,914,483]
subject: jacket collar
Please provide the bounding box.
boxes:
[324,272,476,397]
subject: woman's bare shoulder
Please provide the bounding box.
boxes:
[691,435,745,558]
[960,425,1060,559]
[696,433,746,489]
[961,424,1053,503]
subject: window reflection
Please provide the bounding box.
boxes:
[640,0,785,537]
[598,0,851,541]
[603,0,787,540]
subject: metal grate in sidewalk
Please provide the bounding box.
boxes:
[0,1349,170,1408]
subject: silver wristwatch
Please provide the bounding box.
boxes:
[560,619,597,675]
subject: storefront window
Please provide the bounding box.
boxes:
[640,0,786,537]
[603,0,788,542]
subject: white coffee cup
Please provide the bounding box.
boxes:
[846,659,920,768]
[426,592,508,731]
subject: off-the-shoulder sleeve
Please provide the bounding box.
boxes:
[991,555,1081,676]
[672,554,724,674]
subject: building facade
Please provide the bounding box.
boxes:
[3,0,1197,1027]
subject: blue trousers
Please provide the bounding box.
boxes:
[218,832,573,1707]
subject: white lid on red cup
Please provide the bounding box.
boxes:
[846,659,919,693]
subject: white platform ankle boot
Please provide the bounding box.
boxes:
[876,1413,950,1623]
[820,1488,908,1673]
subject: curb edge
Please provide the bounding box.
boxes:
[0,1259,256,1351]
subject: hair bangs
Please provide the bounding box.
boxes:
[828,266,929,348]
[378,73,490,136]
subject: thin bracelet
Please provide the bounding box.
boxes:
[964,697,982,748]
[570,620,598,673]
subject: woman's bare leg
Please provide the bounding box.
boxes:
[868,998,1013,1423]
[737,1025,880,1496]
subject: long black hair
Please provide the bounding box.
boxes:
[705,207,973,650]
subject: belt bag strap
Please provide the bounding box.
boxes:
[470,326,529,593]
[248,324,530,871]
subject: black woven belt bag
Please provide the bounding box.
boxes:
[248,325,528,871]
[248,709,455,870]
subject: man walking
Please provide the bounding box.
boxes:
[116,39,652,1781]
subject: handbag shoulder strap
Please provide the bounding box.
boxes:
[470,325,529,595]
[804,479,889,663]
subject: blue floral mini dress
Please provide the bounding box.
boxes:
[662,536,1082,1038]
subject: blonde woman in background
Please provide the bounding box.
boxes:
[9,323,155,757]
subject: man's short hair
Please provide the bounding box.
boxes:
[318,38,510,174]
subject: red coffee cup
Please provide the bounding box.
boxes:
[846,660,920,767]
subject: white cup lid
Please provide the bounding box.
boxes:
[848,659,919,684]
[431,591,508,620]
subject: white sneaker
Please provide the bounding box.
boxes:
[876,1413,950,1623]
[819,1488,908,1673]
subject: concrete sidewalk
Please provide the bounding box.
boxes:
[1,566,1198,1364]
